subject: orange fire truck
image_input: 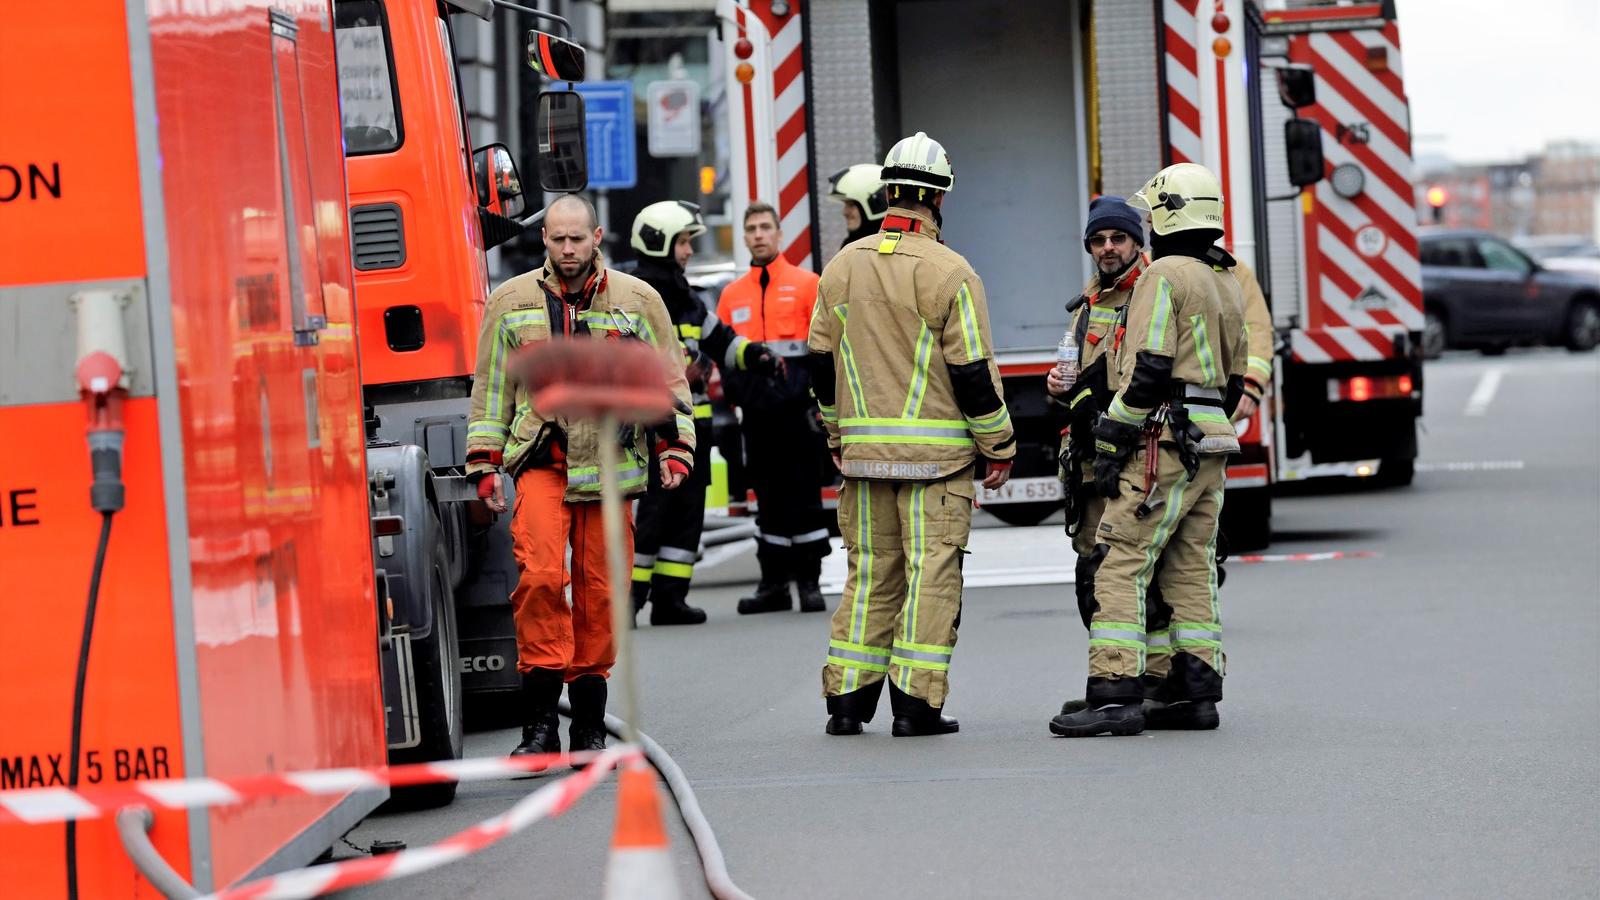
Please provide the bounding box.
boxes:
[0,0,584,894]
[715,0,1424,549]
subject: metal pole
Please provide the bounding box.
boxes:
[596,413,641,743]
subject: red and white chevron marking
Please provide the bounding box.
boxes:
[749,0,813,271]
[0,749,623,826]
[1162,0,1204,167]
[207,748,635,900]
[1290,20,1422,362]
[1234,550,1377,564]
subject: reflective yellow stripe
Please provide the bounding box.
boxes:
[652,560,694,579]
[956,281,982,362]
[693,403,713,419]
[1148,276,1173,350]
[1191,314,1218,386]
[902,321,934,418]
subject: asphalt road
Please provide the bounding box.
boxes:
[347,348,1600,899]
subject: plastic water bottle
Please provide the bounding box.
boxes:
[1055,328,1079,389]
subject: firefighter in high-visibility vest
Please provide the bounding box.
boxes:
[719,201,833,615]
[1231,260,1275,422]
[810,132,1015,737]
[628,200,781,626]
[1050,163,1248,738]
[1049,195,1151,630]
[466,195,696,757]
[827,163,889,247]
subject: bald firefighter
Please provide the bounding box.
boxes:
[827,163,890,247]
[467,195,695,758]
[810,132,1015,737]
[1050,163,1248,738]
[627,200,780,626]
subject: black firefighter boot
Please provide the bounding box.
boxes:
[825,679,885,735]
[647,577,708,626]
[1049,677,1146,738]
[737,578,793,615]
[889,682,959,736]
[795,557,826,613]
[511,668,564,757]
[566,674,608,767]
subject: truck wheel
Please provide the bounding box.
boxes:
[1220,487,1271,552]
[1374,458,1415,487]
[988,500,1061,527]
[1564,299,1600,352]
[385,535,464,810]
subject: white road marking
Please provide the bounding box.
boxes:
[1415,459,1526,473]
[1463,366,1505,417]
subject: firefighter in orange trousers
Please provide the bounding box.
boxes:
[811,133,1015,737]
[467,195,695,757]
[719,201,834,615]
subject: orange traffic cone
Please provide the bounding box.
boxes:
[603,762,681,899]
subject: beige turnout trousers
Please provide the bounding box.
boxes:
[1086,446,1226,706]
[823,467,975,709]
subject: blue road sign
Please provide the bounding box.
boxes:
[574,81,637,190]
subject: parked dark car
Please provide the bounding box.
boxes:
[1420,229,1600,358]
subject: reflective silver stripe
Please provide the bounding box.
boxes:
[1183,385,1223,401]
[767,339,809,357]
[1146,632,1172,648]
[1089,628,1145,643]
[568,470,600,486]
[840,424,971,440]
[702,310,721,330]
[790,528,831,545]
[756,531,792,546]
[1173,628,1223,642]
[657,546,697,563]
[828,646,890,666]
[725,335,749,370]
[890,646,951,664]
[633,553,657,568]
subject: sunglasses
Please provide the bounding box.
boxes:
[1088,233,1131,249]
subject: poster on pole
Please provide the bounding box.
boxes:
[647,80,701,158]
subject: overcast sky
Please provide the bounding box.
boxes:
[1398,0,1599,164]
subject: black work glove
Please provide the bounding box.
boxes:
[1091,415,1142,499]
[746,342,781,378]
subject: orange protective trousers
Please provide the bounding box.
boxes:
[509,465,629,679]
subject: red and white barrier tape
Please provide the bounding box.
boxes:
[1234,550,1378,564]
[0,749,614,826]
[207,748,640,900]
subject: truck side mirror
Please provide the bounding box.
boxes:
[536,91,588,193]
[527,30,586,82]
[473,143,525,218]
[1275,64,1316,110]
[1284,118,1325,188]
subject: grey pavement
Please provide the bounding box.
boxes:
[347,348,1600,899]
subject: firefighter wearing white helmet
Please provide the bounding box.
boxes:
[827,164,889,247]
[629,200,781,626]
[810,131,1014,737]
[1050,162,1249,738]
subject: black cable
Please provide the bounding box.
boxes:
[66,511,114,900]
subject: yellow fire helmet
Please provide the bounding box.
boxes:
[879,131,955,202]
[1130,163,1225,237]
[631,200,706,258]
[827,164,889,221]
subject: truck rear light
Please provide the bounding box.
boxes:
[372,515,404,536]
[1327,374,1415,402]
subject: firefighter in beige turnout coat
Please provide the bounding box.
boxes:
[1051,163,1249,738]
[807,133,1015,737]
